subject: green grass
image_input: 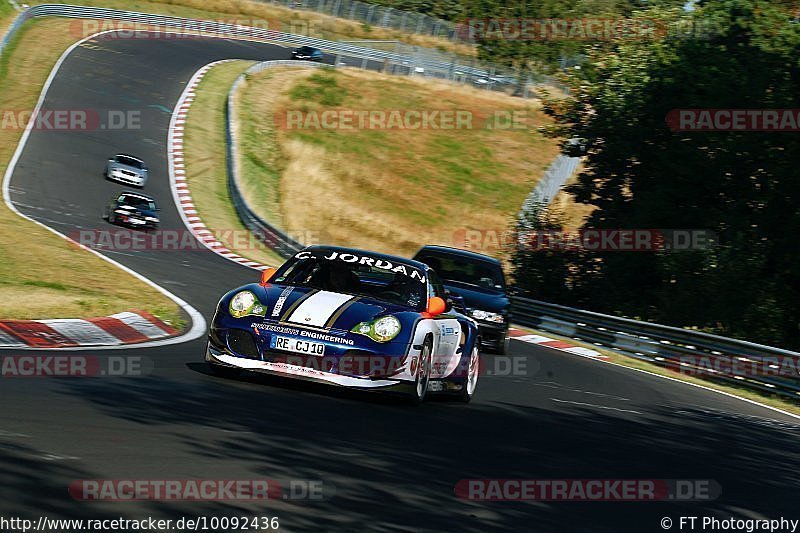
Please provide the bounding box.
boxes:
[233,67,560,257]
[289,70,347,106]
[0,1,14,19]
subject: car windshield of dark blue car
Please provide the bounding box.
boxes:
[419,253,504,291]
[119,195,155,211]
[273,257,426,310]
[116,156,143,168]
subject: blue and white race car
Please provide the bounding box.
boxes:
[205,246,481,403]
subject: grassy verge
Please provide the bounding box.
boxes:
[0,2,17,34]
[0,17,182,326]
[28,0,476,58]
[235,67,560,258]
[182,60,285,267]
[513,324,800,417]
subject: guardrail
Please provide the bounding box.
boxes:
[511,296,800,400]
[520,153,581,209]
[21,3,537,94]
[0,9,29,59]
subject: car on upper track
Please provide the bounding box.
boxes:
[205,245,481,403]
[413,245,511,354]
[291,45,324,61]
[105,154,149,187]
[103,191,160,230]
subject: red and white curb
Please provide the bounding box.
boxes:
[169,60,272,272]
[0,311,177,349]
[509,328,610,361]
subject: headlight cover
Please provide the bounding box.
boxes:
[229,290,266,319]
[352,316,401,343]
[471,309,505,324]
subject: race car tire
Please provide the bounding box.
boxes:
[495,335,509,355]
[406,338,432,405]
[457,345,480,403]
[208,362,241,379]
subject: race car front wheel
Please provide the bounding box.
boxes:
[458,346,480,403]
[407,339,432,405]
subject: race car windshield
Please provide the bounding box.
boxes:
[116,156,144,169]
[273,256,427,311]
[119,195,156,211]
[417,253,505,291]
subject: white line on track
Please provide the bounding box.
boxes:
[550,398,642,415]
[533,381,631,401]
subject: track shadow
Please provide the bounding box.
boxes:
[12,372,796,532]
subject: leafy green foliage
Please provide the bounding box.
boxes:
[527,0,800,348]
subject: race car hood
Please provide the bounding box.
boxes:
[256,284,412,331]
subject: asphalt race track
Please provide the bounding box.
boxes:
[2,33,799,532]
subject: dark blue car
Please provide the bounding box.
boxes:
[103,191,160,230]
[291,45,323,61]
[205,246,481,404]
[413,245,510,354]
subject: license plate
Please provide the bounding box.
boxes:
[270,335,325,356]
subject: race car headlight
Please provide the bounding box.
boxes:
[351,316,401,343]
[144,216,159,222]
[471,309,505,324]
[228,290,266,319]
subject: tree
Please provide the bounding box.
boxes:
[537,0,800,348]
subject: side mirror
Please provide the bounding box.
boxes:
[260,267,277,286]
[425,296,446,318]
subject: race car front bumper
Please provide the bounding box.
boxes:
[205,340,412,390]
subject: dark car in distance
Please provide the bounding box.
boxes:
[291,46,324,61]
[103,191,160,230]
[413,245,511,354]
